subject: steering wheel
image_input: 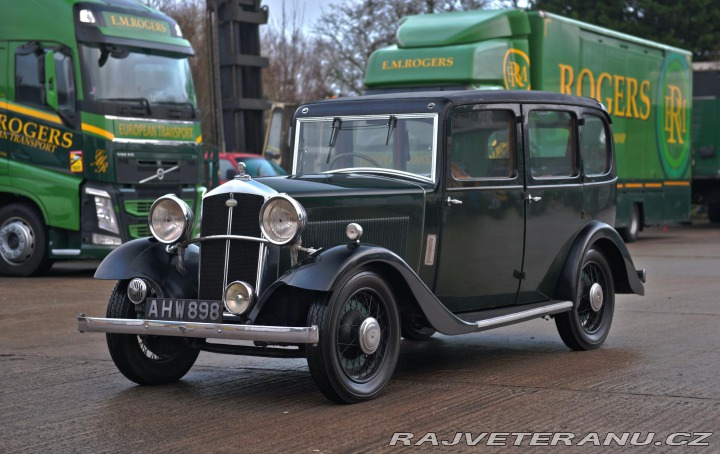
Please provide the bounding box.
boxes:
[328,152,382,169]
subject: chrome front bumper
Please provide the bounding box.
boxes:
[77,315,319,344]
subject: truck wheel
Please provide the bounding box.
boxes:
[306,269,400,403]
[618,204,640,243]
[106,280,199,385]
[555,248,615,351]
[401,320,436,340]
[708,203,720,223]
[0,204,53,276]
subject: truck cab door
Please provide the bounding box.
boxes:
[518,105,585,305]
[434,104,525,312]
[9,42,79,173]
[0,42,7,175]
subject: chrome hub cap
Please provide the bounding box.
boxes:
[589,283,604,312]
[358,317,381,355]
[0,220,34,264]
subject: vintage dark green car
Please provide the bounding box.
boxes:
[78,90,645,403]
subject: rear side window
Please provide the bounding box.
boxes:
[449,109,515,181]
[528,110,577,179]
[581,115,610,176]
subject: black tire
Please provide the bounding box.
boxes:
[708,202,720,223]
[401,320,436,340]
[106,280,199,385]
[0,204,53,276]
[306,269,401,403]
[618,204,640,243]
[555,248,615,351]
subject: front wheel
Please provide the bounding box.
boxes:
[0,204,53,276]
[555,248,615,351]
[106,280,199,385]
[306,269,401,403]
[618,204,640,243]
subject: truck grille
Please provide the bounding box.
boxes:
[198,193,265,301]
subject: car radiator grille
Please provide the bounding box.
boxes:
[198,193,265,301]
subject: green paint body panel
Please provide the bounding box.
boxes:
[366,10,693,228]
[0,0,202,265]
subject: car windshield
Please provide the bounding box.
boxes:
[80,44,196,105]
[294,114,437,181]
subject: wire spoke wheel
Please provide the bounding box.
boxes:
[307,268,400,403]
[555,248,615,351]
[105,280,199,385]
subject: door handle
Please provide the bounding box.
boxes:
[446,197,463,206]
[526,194,542,203]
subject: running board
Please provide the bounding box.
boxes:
[458,301,573,331]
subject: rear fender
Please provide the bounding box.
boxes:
[555,221,645,302]
[94,238,199,298]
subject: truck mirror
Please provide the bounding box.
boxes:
[44,51,59,112]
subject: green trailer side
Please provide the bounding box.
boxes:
[365,9,692,240]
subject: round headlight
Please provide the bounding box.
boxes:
[148,194,194,244]
[259,195,306,245]
[224,281,254,315]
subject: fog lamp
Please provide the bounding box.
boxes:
[127,278,148,305]
[223,281,254,315]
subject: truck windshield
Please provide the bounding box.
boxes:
[294,114,437,181]
[80,44,196,105]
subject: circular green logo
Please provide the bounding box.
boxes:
[655,54,691,179]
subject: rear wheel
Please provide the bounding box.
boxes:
[555,248,615,351]
[306,269,400,403]
[708,202,720,223]
[0,204,53,276]
[106,280,199,385]
[618,204,640,243]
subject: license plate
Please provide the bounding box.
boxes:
[146,299,223,323]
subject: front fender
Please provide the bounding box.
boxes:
[555,221,645,302]
[250,244,480,336]
[94,238,199,298]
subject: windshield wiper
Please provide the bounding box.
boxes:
[386,115,397,145]
[325,117,342,164]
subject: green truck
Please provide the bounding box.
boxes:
[691,61,720,222]
[365,9,692,241]
[0,0,204,276]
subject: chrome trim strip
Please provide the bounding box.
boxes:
[51,249,81,256]
[112,138,196,145]
[105,115,195,125]
[476,301,573,330]
[223,198,234,292]
[180,235,269,247]
[77,315,319,344]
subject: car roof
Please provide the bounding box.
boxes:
[298,89,609,119]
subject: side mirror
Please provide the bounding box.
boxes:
[44,51,59,112]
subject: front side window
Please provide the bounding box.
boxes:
[449,109,515,182]
[294,114,437,181]
[15,51,44,106]
[79,44,196,105]
[528,110,577,179]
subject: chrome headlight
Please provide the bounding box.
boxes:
[259,194,306,245]
[148,194,194,244]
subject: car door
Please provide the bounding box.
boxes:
[518,105,585,305]
[434,104,525,312]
